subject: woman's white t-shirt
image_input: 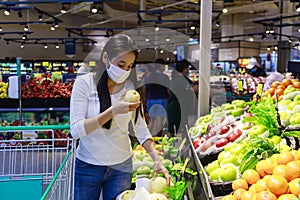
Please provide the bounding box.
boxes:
[70,73,152,166]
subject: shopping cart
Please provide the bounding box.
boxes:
[0,125,75,200]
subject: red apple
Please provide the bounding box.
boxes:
[219,125,230,135]
[193,137,205,149]
[228,129,242,142]
[215,138,229,148]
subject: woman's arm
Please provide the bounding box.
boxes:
[142,138,172,184]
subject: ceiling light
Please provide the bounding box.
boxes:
[38,13,43,21]
[22,34,27,40]
[189,37,193,41]
[0,27,2,32]
[222,8,228,14]
[288,38,292,43]
[267,47,271,51]
[269,28,274,34]
[50,25,55,31]
[154,26,159,31]
[274,46,278,51]
[173,50,177,55]
[44,44,48,49]
[61,5,66,14]
[160,50,164,54]
[18,10,23,18]
[265,29,270,34]
[190,26,196,30]
[165,38,170,42]
[4,8,10,16]
[145,38,149,42]
[137,49,141,52]
[54,21,59,28]
[296,3,300,12]
[261,34,266,39]
[20,44,24,48]
[56,44,60,49]
[24,25,29,32]
[249,36,254,42]
[215,21,220,27]
[298,28,300,32]
[91,5,98,14]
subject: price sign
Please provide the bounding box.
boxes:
[34,73,42,79]
[256,83,264,96]
[89,61,96,67]
[238,80,243,91]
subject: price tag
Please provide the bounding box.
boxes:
[51,71,62,80]
[34,73,42,79]
[89,61,96,67]
[238,80,243,91]
[256,83,263,96]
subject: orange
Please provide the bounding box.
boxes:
[248,184,256,194]
[285,160,300,181]
[233,188,246,200]
[272,165,286,179]
[222,194,236,200]
[232,179,249,191]
[256,160,266,178]
[242,169,260,185]
[241,191,254,200]
[288,178,300,196]
[254,191,277,200]
[277,151,295,165]
[290,150,300,160]
[263,157,277,174]
[266,175,289,196]
[255,179,267,193]
[277,194,298,200]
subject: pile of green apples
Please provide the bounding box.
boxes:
[278,91,300,127]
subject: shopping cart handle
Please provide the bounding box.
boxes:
[0,124,70,131]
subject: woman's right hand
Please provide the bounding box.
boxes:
[111,91,140,115]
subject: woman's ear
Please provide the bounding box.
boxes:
[102,52,108,65]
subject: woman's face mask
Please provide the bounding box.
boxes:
[107,58,131,83]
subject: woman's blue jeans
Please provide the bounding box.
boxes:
[74,157,132,200]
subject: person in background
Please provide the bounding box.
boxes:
[70,34,170,200]
[167,59,197,136]
[143,58,169,136]
[246,57,267,77]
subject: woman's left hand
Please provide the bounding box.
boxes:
[153,161,172,185]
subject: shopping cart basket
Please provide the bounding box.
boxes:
[0,125,75,200]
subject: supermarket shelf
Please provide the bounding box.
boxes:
[0,124,70,131]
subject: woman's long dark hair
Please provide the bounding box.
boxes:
[94,34,143,129]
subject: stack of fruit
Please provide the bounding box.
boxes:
[278,91,300,128]
[0,81,8,98]
[222,148,300,200]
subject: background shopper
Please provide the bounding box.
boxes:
[70,34,170,200]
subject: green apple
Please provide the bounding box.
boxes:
[124,90,140,102]
[220,154,240,166]
[284,86,297,95]
[294,94,300,102]
[232,100,246,108]
[136,166,151,175]
[201,124,208,134]
[217,150,231,164]
[205,160,220,175]
[222,104,235,111]
[219,164,239,181]
[151,177,167,193]
[188,126,202,137]
[278,99,292,106]
[269,135,282,146]
[288,101,300,111]
[209,168,222,182]
[203,114,213,123]
[279,111,291,127]
[249,124,266,137]
[212,106,222,113]
[121,190,134,200]
[231,108,244,117]
[135,150,147,160]
[229,143,244,155]
[289,113,300,125]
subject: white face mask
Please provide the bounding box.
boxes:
[107,59,131,83]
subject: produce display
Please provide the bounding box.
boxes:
[188,77,300,198]
[121,136,196,200]
[230,74,266,96]
[222,148,300,200]
[0,81,8,98]
[21,74,74,98]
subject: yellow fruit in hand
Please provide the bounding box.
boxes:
[124,90,140,102]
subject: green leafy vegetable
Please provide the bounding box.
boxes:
[164,181,189,200]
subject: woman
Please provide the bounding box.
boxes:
[70,34,170,200]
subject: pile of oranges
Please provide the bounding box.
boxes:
[263,78,300,101]
[222,148,300,200]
